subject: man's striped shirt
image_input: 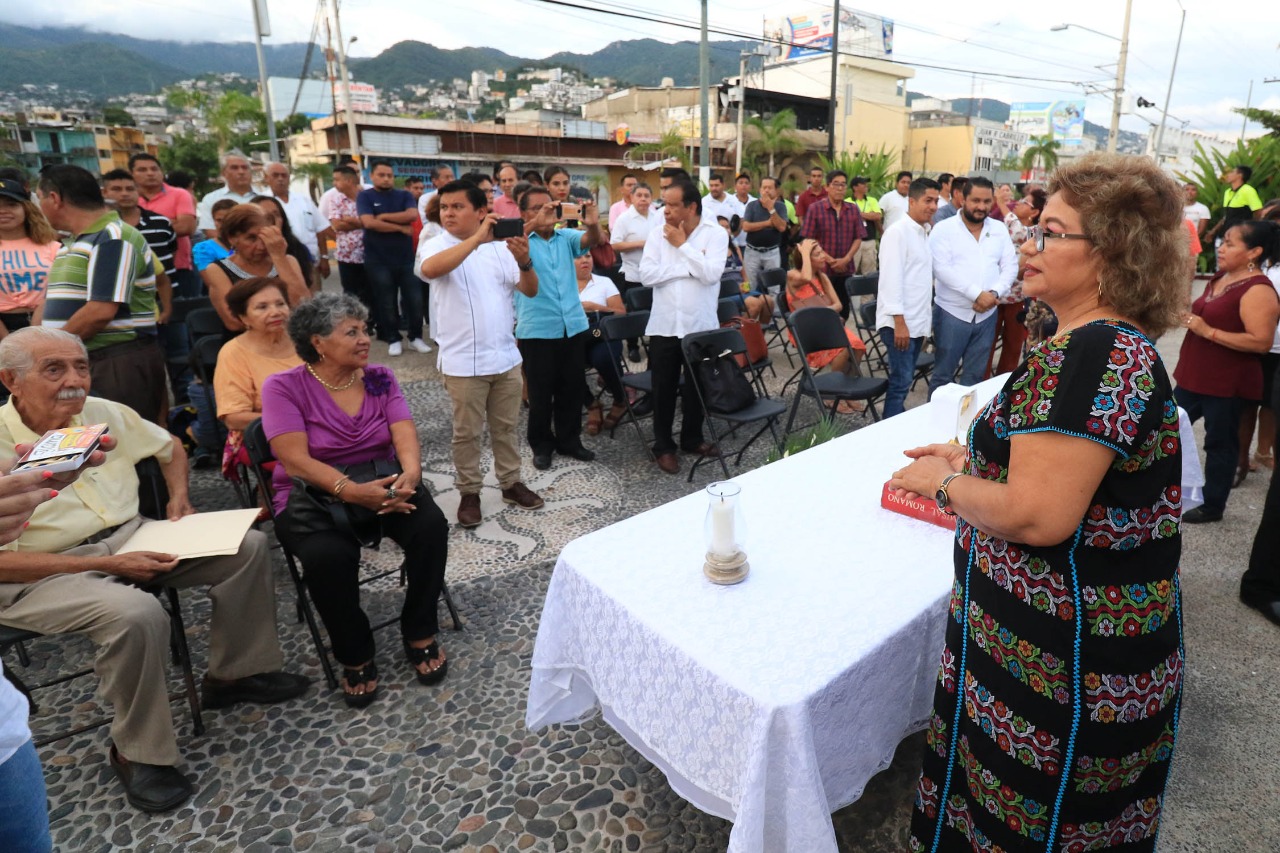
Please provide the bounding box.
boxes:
[133,208,177,277]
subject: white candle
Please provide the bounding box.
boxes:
[709,498,736,557]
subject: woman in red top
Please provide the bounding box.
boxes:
[1175,219,1280,522]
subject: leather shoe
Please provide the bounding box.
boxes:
[456,493,482,527]
[557,445,596,462]
[533,451,553,470]
[1182,506,1223,524]
[683,442,721,458]
[109,745,193,812]
[1242,597,1280,627]
[631,397,653,417]
[655,452,680,475]
[201,671,312,709]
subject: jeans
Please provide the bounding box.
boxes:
[649,334,704,454]
[366,262,423,344]
[929,306,997,395]
[520,334,588,454]
[879,329,924,418]
[0,740,52,853]
[742,246,781,291]
[1176,387,1242,515]
[187,379,225,459]
[337,262,376,326]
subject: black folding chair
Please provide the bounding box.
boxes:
[847,275,935,388]
[758,268,793,366]
[785,306,888,434]
[190,334,224,386]
[598,311,657,458]
[185,307,226,348]
[242,420,463,691]
[168,296,213,325]
[623,286,653,313]
[716,297,742,325]
[0,461,206,746]
[680,328,786,481]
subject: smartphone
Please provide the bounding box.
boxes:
[493,218,524,239]
[11,423,109,475]
[556,202,581,221]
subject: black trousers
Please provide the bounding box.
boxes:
[1175,387,1242,515]
[337,262,376,327]
[828,272,852,320]
[277,489,449,667]
[520,333,588,455]
[585,337,626,403]
[1244,369,1280,603]
[649,334,704,454]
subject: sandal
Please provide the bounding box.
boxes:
[340,661,379,708]
[404,639,448,686]
[1254,452,1274,471]
[585,402,603,436]
[601,403,627,431]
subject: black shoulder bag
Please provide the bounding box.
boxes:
[691,340,756,414]
[285,458,403,549]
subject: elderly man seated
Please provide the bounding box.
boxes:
[0,327,310,813]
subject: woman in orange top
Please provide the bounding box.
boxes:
[786,238,867,412]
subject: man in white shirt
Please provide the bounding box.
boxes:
[608,173,637,229]
[417,165,456,225]
[878,171,913,234]
[263,161,332,284]
[641,180,729,475]
[417,180,544,527]
[610,181,661,362]
[731,173,757,248]
[1184,182,1212,238]
[700,173,743,236]
[876,177,940,417]
[928,176,1018,394]
[196,152,260,237]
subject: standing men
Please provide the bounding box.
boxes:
[876,178,939,417]
[800,169,865,319]
[739,176,788,286]
[700,174,742,230]
[418,181,544,527]
[100,169,174,334]
[492,164,521,218]
[928,177,1017,393]
[932,177,966,224]
[36,165,167,424]
[641,181,728,475]
[358,160,429,356]
[264,161,332,287]
[850,176,882,274]
[517,184,601,469]
[197,152,259,238]
[608,174,637,229]
[878,171,913,234]
[1206,165,1262,246]
[1183,182,1211,239]
[796,166,826,222]
[610,181,661,363]
[417,165,456,225]
[130,153,197,298]
[323,165,371,322]
[731,173,756,249]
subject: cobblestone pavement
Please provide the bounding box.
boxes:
[18,319,1280,852]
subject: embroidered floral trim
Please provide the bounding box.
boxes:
[1084,579,1176,637]
[964,671,1061,776]
[1074,724,1175,794]
[966,601,1070,704]
[1084,650,1183,724]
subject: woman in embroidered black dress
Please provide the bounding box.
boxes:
[891,153,1188,853]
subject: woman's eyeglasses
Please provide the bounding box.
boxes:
[1027,224,1090,251]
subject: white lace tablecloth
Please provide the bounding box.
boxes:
[527,376,1201,853]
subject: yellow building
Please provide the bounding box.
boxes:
[91,125,160,174]
[904,101,1028,175]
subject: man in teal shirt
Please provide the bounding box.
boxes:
[517,183,602,469]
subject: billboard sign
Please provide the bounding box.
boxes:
[764,8,894,64]
[1008,100,1085,146]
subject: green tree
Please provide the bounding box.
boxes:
[1178,135,1280,267]
[744,109,806,176]
[102,106,135,127]
[628,129,691,172]
[206,91,265,154]
[817,147,897,197]
[158,133,219,197]
[1232,107,1280,138]
[1020,133,1061,173]
[292,161,333,202]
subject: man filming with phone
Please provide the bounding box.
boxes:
[418,180,544,529]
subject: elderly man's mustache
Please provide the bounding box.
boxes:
[57,388,87,401]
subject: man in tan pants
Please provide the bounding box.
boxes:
[0,327,310,813]
[418,179,545,527]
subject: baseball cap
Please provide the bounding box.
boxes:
[0,179,28,203]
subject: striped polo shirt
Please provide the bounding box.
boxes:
[133,208,177,277]
[43,210,157,350]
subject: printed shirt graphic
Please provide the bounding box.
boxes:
[0,237,61,312]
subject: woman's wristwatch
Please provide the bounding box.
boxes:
[935,473,963,515]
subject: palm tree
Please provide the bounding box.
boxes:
[1021,133,1061,174]
[628,129,691,172]
[745,109,806,176]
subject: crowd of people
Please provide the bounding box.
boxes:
[0,143,1278,848]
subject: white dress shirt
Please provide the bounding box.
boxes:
[701,193,748,247]
[417,231,522,377]
[878,190,910,233]
[268,188,323,260]
[640,220,728,338]
[611,205,662,283]
[876,216,934,338]
[929,213,1018,323]
[1184,201,1211,230]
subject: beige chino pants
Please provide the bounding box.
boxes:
[443,365,525,495]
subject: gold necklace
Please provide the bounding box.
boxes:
[306,362,360,391]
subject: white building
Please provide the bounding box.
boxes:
[1147,125,1237,176]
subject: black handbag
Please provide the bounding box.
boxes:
[285,458,403,549]
[691,340,756,414]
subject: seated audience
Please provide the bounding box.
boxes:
[191,198,237,272]
[786,238,867,412]
[716,216,773,324]
[573,253,628,435]
[201,205,309,333]
[252,195,316,292]
[263,294,451,707]
[213,277,302,481]
[0,326,309,813]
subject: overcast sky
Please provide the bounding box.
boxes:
[6,0,1279,137]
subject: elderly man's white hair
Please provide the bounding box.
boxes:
[220,150,250,169]
[0,327,89,377]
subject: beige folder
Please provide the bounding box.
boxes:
[116,509,261,559]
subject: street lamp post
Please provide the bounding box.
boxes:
[1154,2,1186,165]
[1051,0,1132,153]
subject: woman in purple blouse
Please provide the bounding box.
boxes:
[262,293,449,707]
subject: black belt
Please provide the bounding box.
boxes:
[745,244,779,252]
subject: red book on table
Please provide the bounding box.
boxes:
[880,481,957,530]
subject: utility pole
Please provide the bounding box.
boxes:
[328,0,362,176]
[699,0,711,185]
[1153,2,1185,166]
[827,1,841,160]
[1107,0,1132,153]
[251,0,279,162]
[1241,80,1254,140]
[735,52,748,178]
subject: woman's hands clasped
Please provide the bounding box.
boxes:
[889,443,968,502]
[343,474,417,515]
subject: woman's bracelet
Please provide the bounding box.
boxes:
[332,476,351,498]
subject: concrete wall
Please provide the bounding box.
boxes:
[904,125,974,175]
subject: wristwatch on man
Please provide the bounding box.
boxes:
[518,260,534,272]
[935,473,963,515]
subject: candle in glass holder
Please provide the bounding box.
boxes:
[703,482,748,584]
